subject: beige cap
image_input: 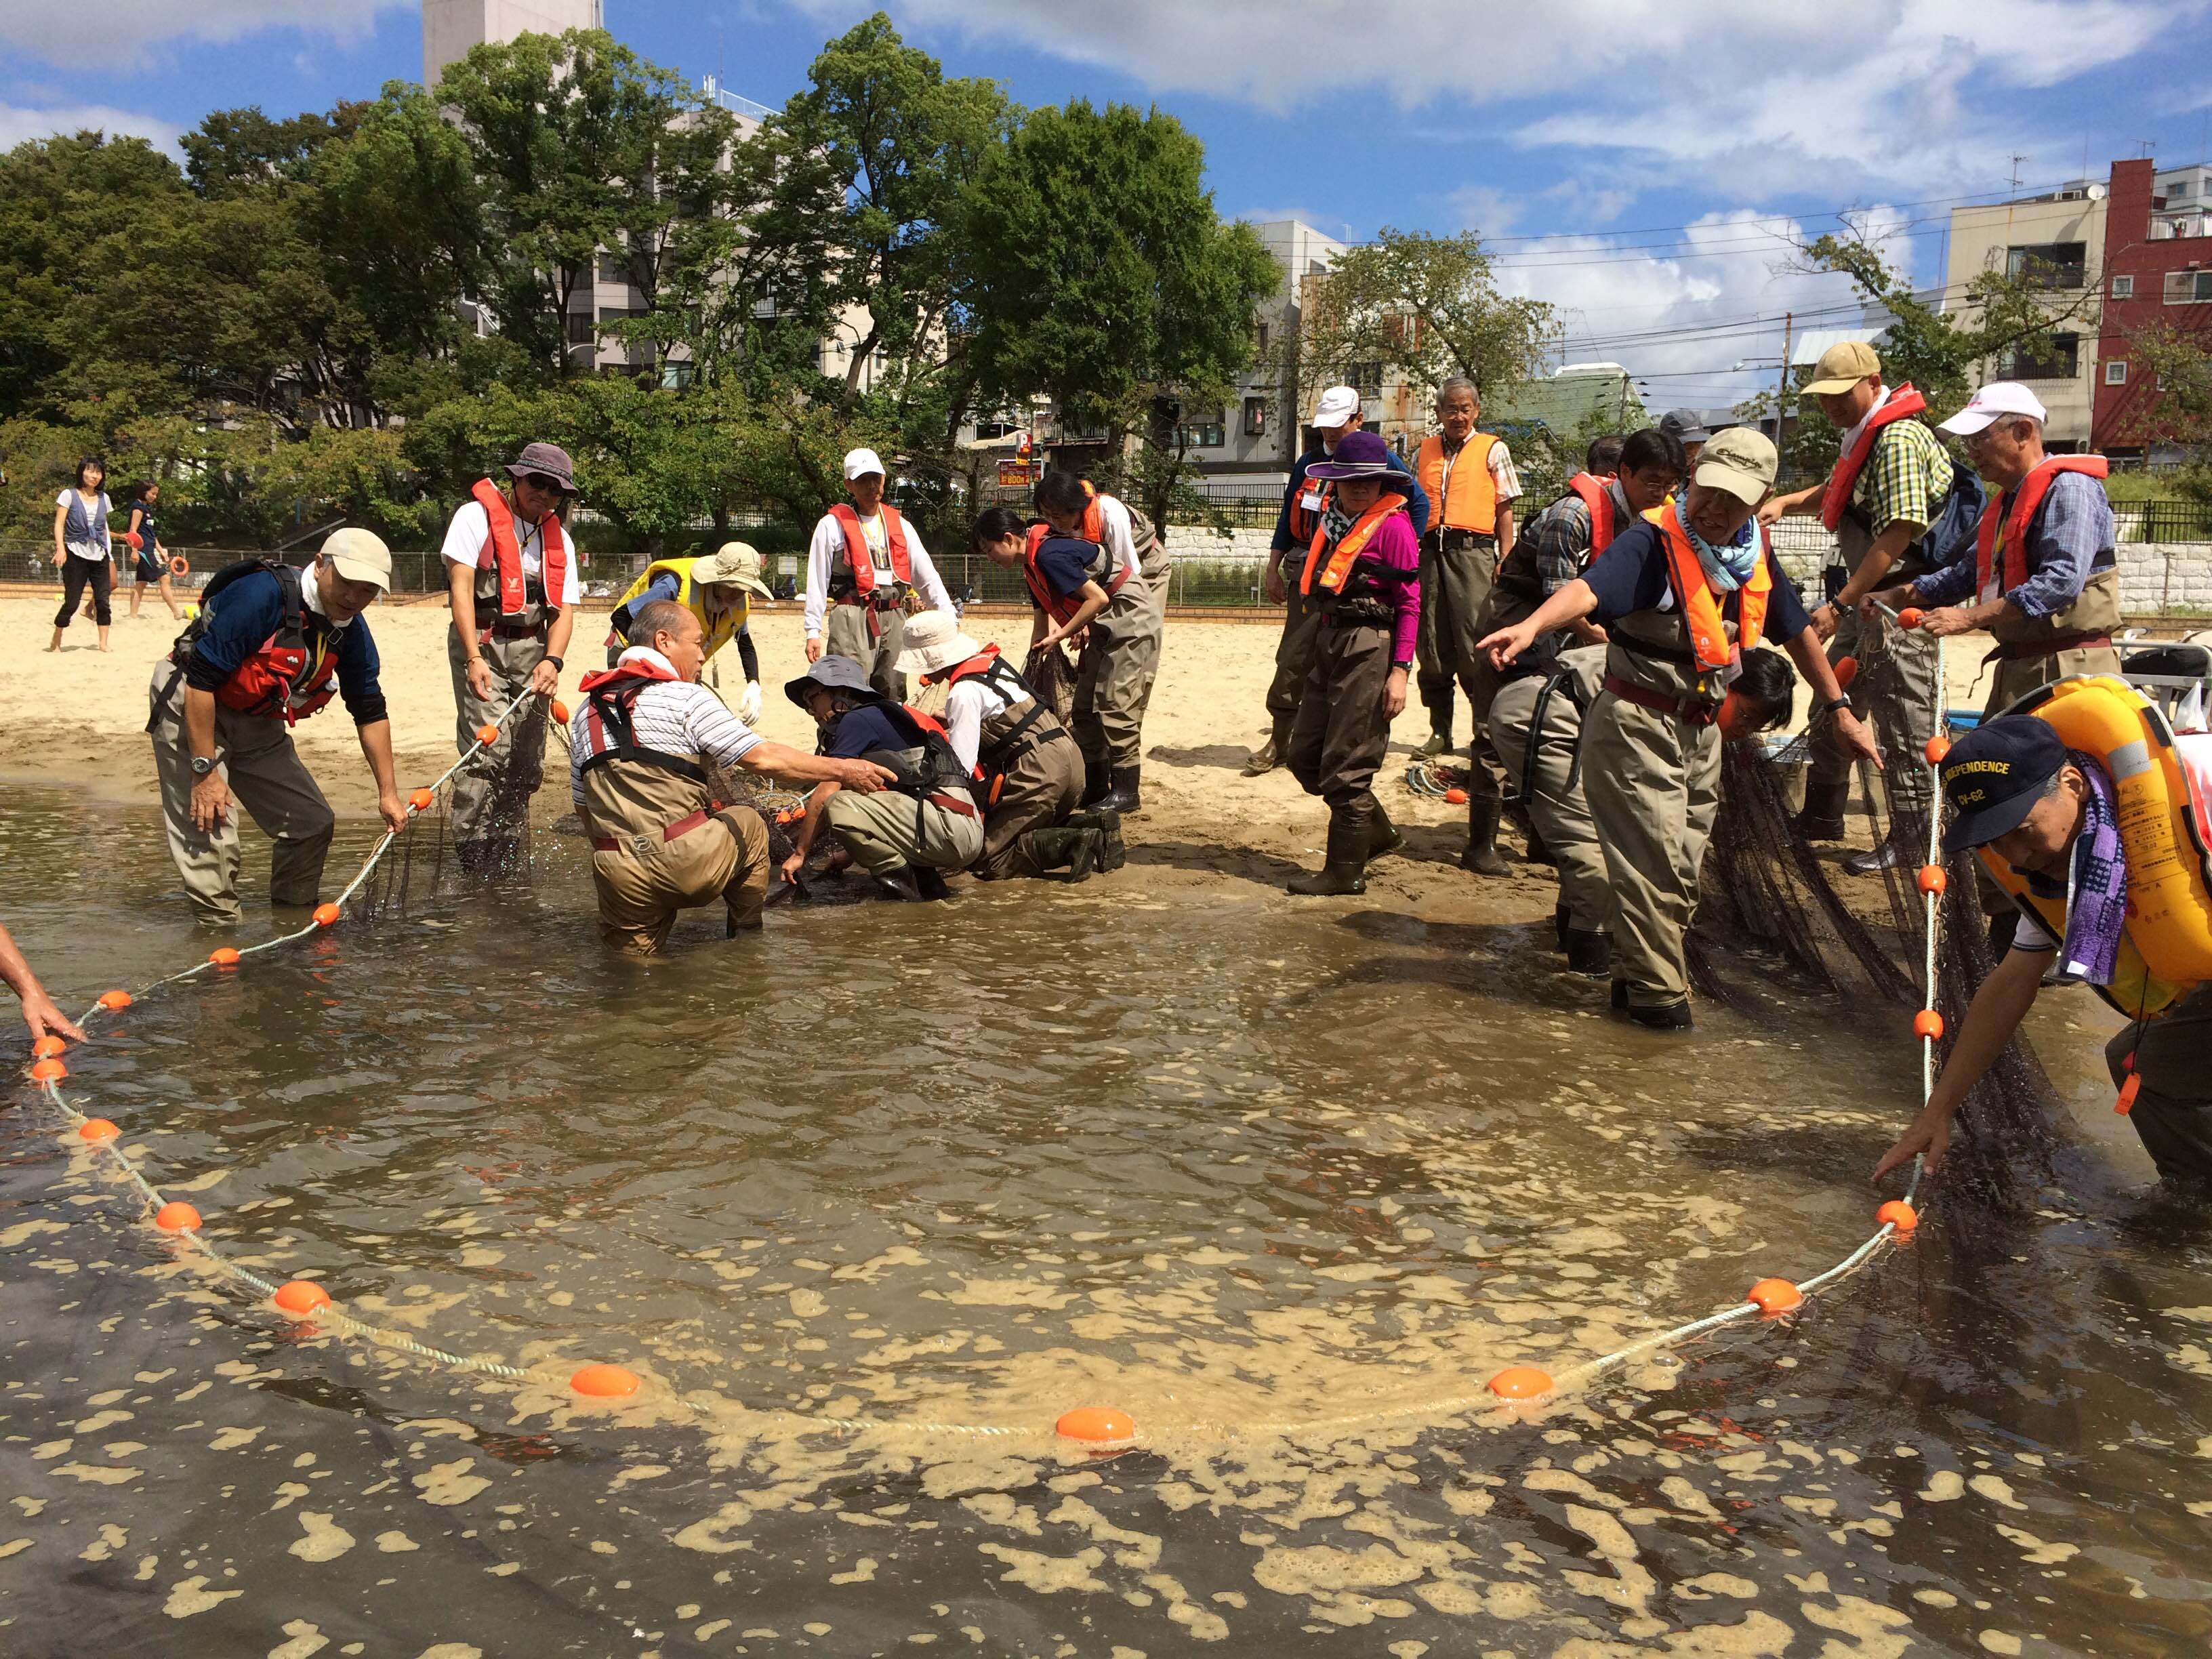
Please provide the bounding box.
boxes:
[1801,340,1882,396]
[691,540,773,598]
[321,527,392,592]
[1693,427,1779,505]
[893,609,987,680]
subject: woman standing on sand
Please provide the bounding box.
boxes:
[49,457,115,653]
[123,481,184,621]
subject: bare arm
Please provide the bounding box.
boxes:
[739,740,895,792]
[1874,943,2047,1181]
[51,500,68,566]
[355,719,407,832]
[1039,582,1109,651]
[1494,503,1515,560]
[447,561,491,699]
[0,921,83,1042]
[1783,623,1880,765]
[1476,577,1600,669]
[1759,482,1826,524]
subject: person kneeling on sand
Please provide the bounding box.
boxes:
[570,603,893,954]
[781,655,985,902]
[895,611,1122,882]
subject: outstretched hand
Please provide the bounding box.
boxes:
[1873,1104,1951,1183]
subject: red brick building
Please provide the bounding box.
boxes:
[2093,157,2212,457]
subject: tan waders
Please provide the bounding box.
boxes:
[825,599,914,702]
[1073,539,1170,813]
[1490,645,1610,973]
[1250,556,1322,775]
[579,754,771,956]
[973,701,1091,880]
[823,789,985,880]
[2106,983,2212,1187]
[1416,527,1511,872]
[148,663,336,925]
[448,617,552,871]
[1286,617,1397,895]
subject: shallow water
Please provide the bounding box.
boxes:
[1,787,2209,1656]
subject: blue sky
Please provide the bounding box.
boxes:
[4,0,2206,408]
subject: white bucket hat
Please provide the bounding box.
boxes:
[893,610,987,680]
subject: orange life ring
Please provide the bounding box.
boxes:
[167,554,190,577]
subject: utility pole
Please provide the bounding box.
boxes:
[1776,311,1793,479]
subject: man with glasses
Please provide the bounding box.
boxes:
[439,441,583,873]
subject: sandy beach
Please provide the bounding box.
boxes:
[4,588,2001,922]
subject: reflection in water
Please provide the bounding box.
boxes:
[0,790,2207,1654]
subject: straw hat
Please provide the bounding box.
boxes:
[894,610,985,680]
[691,540,772,598]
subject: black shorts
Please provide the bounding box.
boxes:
[134,553,164,582]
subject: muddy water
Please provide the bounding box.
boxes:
[1,788,2209,1656]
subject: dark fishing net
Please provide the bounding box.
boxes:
[1023,641,1080,726]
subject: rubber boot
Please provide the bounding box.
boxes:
[1563,928,1612,978]
[1627,999,1694,1031]
[873,869,924,902]
[1367,804,1404,861]
[1094,765,1143,815]
[1791,779,1850,843]
[1418,684,1455,758]
[1459,796,1511,876]
[1288,819,1369,896]
[1523,819,1554,865]
[1080,756,1111,808]
[1242,714,1290,777]
[1067,808,1125,872]
[914,867,951,901]
[1554,903,1570,950]
[1026,826,1101,883]
[1843,827,1912,877]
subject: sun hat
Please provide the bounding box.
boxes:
[1311,386,1361,430]
[1801,340,1883,396]
[320,527,392,592]
[504,441,577,493]
[1692,426,1780,505]
[1937,382,2049,436]
[842,447,888,481]
[691,540,773,598]
[1303,429,1401,481]
[1939,716,2068,853]
[785,653,883,710]
[894,610,987,680]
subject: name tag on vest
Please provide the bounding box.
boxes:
[1300,490,1323,513]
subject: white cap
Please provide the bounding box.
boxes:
[1938,382,2047,436]
[1311,386,1361,429]
[842,447,887,481]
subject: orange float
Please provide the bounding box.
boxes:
[209,947,241,967]
[31,1035,66,1059]
[1876,1200,1918,1233]
[474,723,501,745]
[408,787,435,813]
[570,1363,642,1399]
[1913,1010,1945,1040]
[273,1280,332,1315]
[155,1201,201,1232]
[78,1118,120,1143]
[550,699,571,724]
[1747,1277,1803,1314]
[1443,787,1469,805]
[97,989,133,1010]
[1924,735,1951,766]
[1916,865,1947,895]
[1054,1406,1135,1443]
[312,903,342,927]
[1832,655,1858,690]
[1896,607,1925,630]
[28,1058,66,1083]
[1486,1366,1555,1400]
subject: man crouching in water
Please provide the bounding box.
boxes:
[570,602,893,953]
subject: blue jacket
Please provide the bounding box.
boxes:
[1270,443,1431,554]
[182,565,389,725]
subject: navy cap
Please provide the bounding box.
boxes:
[1938,716,2067,853]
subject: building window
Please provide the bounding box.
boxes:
[1242,396,1269,437]
[2165,269,2212,304]
[2003,331,2079,381]
[2005,241,2087,289]
[2105,359,2129,386]
[2172,182,2195,199]
[1347,361,1383,397]
[1176,410,1227,449]
[2111,274,2134,300]
[597,251,628,285]
[565,310,596,346]
[1255,322,1271,353]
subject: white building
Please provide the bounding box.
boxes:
[424,0,602,89]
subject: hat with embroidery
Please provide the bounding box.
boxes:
[1938,715,2068,853]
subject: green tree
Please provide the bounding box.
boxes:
[1296,228,1559,409]
[955,98,1276,531]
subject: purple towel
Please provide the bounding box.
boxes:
[2056,750,2127,987]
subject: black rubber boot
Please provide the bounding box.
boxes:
[1367,804,1404,861]
[1626,999,1694,1031]
[914,867,951,901]
[1027,827,1101,882]
[1418,682,1455,758]
[1554,903,1570,949]
[1094,765,1143,815]
[873,869,924,902]
[1460,796,1511,876]
[1243,714,1291,777]
[1066,808,1125,872]
[1081,756,1111,808]
[1288,819,1369,896]
[1563,928,1612,978]
[1791,779,1851,842]
[1610,979,1629,1010]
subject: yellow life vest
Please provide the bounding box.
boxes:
[616,557,747,659]
[1979,675,2212,1020]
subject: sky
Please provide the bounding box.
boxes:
[4,0,2208,412]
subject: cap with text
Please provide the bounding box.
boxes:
[1311,386,1361,430]
[1801,340,1883,396]
[1938,716,2068,853]
[1936,382,2048,436]
[321,527,392,592]
[1692,426,1779,505]
[842,447,887,482]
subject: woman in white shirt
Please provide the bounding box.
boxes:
[49,457,115,653]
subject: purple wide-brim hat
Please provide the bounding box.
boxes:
[1304,428,1399,481]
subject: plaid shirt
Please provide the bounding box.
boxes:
[1518,480,1627,596]
[1852,418,1954,537]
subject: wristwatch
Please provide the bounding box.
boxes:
[190,756,216,777]
[544,655,564,671]
[1821,696,1853,718]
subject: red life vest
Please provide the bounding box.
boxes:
[1301,491,1411,597]
[169,559,343,726]
[574,655,710,783]
[1819,386,1927,531]
[1973,455,2110,600]
[472,478,569,621]
[828,503,913,596]
[1022,522,1129,626]
[1565,472,1618,560]
[1653,507,1772,674]
[1287,470,1334,546]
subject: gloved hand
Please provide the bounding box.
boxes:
[739,680,763,724]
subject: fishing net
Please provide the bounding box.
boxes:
[1023,641,1080,726]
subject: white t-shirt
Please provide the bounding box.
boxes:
[568,647,761,809]
[942,673,1017,774]
[1090,492,1143,582]
[57,489,111,560]
[438,498,583,606]
[803,508,955,638]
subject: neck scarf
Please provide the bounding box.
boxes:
[1673,499,1761,591]
[2022,752,2127,987]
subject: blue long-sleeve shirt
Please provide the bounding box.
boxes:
[1269,443,1432,554]
[1912,472,2114,619]
[182,565,388,725]
[626,571,760,681]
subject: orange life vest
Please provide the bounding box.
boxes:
[1416,432,1500,535]
[1973,455,2110,600]
[1654,506,1771,674]
[1287,470,1333,546]
[1301,492,1411,597]
[472,478,568,621]
[1565,472,1618,560]
[828,502,913,596]
[1021,522,1128,626]
[1818,386,1927,531]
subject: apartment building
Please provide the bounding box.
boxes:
[2094,157,2212,459]
[1943,178,2107,449]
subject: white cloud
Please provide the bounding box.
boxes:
[0,102,184,154]
[0,0,410,63]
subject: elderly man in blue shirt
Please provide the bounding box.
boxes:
[1244,386,1430,775]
